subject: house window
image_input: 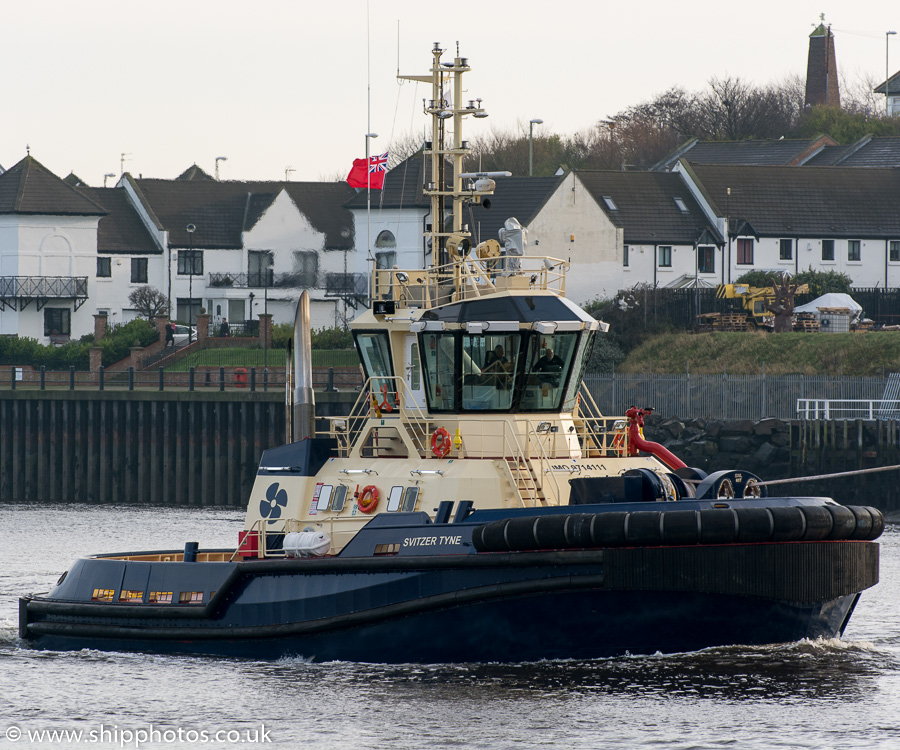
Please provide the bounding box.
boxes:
[44,308,71,336]
[178,249,203,276]
[602,196,618,211]
[848,240,861,262]
[698,246,715,274]
[97,257,111,277]
[779,239,793,261]
[623,245,629,267]
[292,251,319,287]
[248,250,274,287]
[736,238,754,265]
[658,246,672,268]
[375,230,396,248]
[673,197,689,214]
[376,251,397,269]
[822,239,835,261]
[890,241,900,262]
[131,257,148,283]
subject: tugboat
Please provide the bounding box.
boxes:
[20,45,882,663]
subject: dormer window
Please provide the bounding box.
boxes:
[602,196,618,211]
[673,197,689,214]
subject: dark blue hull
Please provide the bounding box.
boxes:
[24,588,860,663]
[20,536,877,663]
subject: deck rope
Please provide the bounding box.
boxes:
[755,463,900,487]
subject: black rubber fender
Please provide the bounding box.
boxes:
[770,506,806,542]
[799,505,834,541]
[847,506,874,541]
[864,506,886,541]
[660,510,701,545]
[699,508,739,544]
[826,505,858,540]
[470,504,885,553]
[625,511,663,546]
[735,507,775,543]
[590,511,629,547]
[563,513,595,548]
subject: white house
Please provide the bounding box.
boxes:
[677,161,900,288]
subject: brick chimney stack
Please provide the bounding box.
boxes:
[805,21,841,108]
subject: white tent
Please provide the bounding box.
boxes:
[794,293,863,322]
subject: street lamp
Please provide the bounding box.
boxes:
[887,32,897,117]
[529,118,543,176]
[263,257,274,374]
[186,223,196,343]
[215,156,228,181]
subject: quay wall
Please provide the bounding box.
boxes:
[3,391,898,514]
[0,391,356,507]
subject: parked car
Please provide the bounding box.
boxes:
[171,324,197,346]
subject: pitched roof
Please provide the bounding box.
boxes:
[469,176,562,246]
[576,170,720,245]
[132,178,356,249]
[176,164,215,181]
[652,137,837,171]
[0,156,107,216]
[684,162,900,237]
[874,71,900,96]
[76,187,160,255]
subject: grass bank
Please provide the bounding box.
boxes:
[618,331,900,376]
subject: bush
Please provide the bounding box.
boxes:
[270,324,353,350]
[733,268,852,297]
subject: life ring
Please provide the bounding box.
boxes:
[358,485,379,514]
[431,427,452,458]
[611,431,627,456]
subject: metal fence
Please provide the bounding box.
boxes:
[583,373,891,421]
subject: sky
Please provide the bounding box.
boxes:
[3,0,899,187]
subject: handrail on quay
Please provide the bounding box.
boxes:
[796,398,900,421]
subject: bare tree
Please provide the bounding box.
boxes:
[128,286,170,319]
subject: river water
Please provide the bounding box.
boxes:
[1,504,898,750]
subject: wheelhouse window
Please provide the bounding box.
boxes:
[97,257,111,278]
[658,246,672,268]
[822,239,835,261]
[461,333,520,411]
[355,331,396,409]
[891,240,900,262]
[520,333,578,412]
[848,240,861,262]
[131,257,148,283]
[736,238,754,265]
[779,239,793,261]
[421,332,456,411]
[698,246,715,274]
[178,249,203,276]
[561,330,595,412]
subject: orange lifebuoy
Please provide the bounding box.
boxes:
[358,485,379,514]
[431,427,451,458]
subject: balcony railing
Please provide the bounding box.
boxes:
[207,271,320,289]
[0,276,89,311]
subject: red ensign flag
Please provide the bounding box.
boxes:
[346,152,388,189]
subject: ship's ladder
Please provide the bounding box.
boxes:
[506,455,547,506]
